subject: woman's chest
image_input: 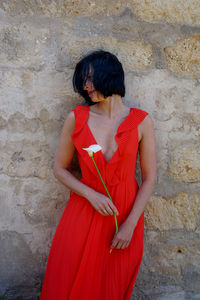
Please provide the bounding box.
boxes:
[87,116,142,162]
[87,120,119,161]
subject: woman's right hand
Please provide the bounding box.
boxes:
[87,190,119,216]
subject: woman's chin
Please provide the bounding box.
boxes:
[90,96,99,102]
[89,91,105,102]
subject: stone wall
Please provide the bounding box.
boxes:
[0,1,199,299]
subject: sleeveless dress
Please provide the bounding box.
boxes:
[40,104,148,300]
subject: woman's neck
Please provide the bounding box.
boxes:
[93,95,127,119]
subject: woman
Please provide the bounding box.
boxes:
[40,50,156,300]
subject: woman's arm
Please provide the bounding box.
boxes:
[53,111,93,200]
[53,111,119,216]
[126,115,157,227]
[110,115,156,250]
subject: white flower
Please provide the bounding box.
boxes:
[82,144,102,157]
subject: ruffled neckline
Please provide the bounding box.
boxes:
[86,106,133,164]
[70,104,148,186]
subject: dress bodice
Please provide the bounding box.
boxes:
[71,105,148,187]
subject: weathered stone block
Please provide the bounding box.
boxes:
[125,70,200,195]
[164,34,200,74]
[0,23,50,69]
[135,230,200,297]
[0,0,131,17]
[0,230,40,298]
[130,0,200,25]
[144,192,200,231]
[168,146,200,182]
[0,174,67,256]
[67,37,153,72]
[0,140,51,178]
[0,68,75,120]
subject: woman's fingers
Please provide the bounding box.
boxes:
[100,207,112,215]
[111,236,130,249]
[111,238,119,249]
[108,201,119,216]
[100,205,119,216]
[90,192,119,216]
[121,241,129,249]
[105,204,114,215]
[116,240,124,249]
[99,199,119,216]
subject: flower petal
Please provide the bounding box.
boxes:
[82,144,102,153]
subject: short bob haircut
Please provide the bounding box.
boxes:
[73,50,125,105]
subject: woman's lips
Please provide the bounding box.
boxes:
[88,90,95,96]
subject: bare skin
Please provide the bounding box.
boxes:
[53,76,156,251]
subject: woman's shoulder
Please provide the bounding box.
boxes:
[130,108,155,141]
[130,106,150,125]
[133,108,154,133]
[132,107,149,116]
[66,104,88,120]
[72,104,89,112]
[63,109,75,127]
[62,110,76,136]
[64,104,89,130]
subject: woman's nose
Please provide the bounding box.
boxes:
[83,80,88,90]
[83,79,89,90]
[83,78,93,90]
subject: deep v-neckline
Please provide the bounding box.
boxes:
[86,106,132,164]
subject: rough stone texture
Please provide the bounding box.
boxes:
[67,37,153,72]
[126,69,200,200]
[0,1,199,299]
[132,230,200,299]
[0,230,40,298]
[168,146,200,182]
[164,34,200,74]
[144,192,200,231]
[130,0,200,25]
[1,140,51,178]
[1,0,200,26]
[0,0,131,17]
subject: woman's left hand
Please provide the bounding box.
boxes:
[110,220,135,250]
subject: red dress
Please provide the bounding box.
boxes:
[40,104,148,300]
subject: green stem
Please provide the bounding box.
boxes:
[91,156,118,234]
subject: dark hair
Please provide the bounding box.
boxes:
[72,50,125,105]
